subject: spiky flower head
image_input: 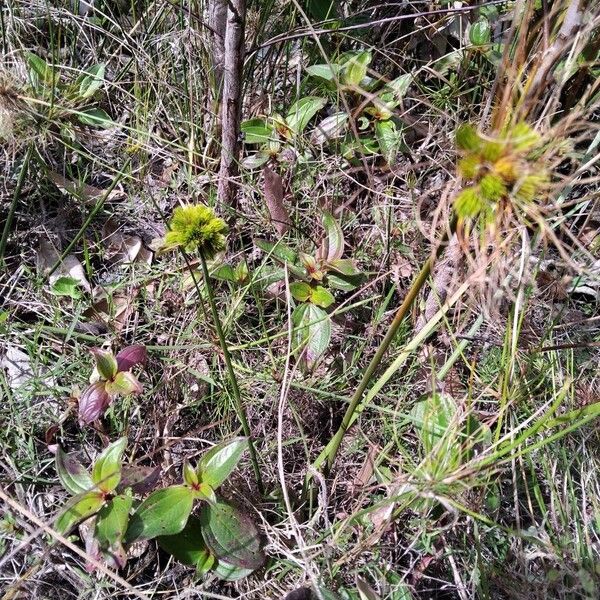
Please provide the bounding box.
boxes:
[163,204,228,258]
[454,122,548,219]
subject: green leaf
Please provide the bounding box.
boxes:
[410,393,457,455]
[292,303,332,371]
[285,96,327,134]
[125,485,194,543]
[158,516,214,574]
[290,281,313,302]
[78,108,113,128]
[310,286,335,308]
[234,260,249,283]
[312,112,349,144]
[316,586,342,600]
[212,264,237,282]
[320,212,344,262]
[241,152,271,169]
[92,437,127,493]
[213,559,255,581]
[199,500,264,570]
[78,63,106,99]
[255,239,308,279]
[194,482,217,505]
[50,276,83,299]
[104,371,142,397]
[55,447,94,496]
[386,73,412,101]
[183,461,199,487]
[95,494,132,550]
[327,273,359,291]
[306,63,342,81]
[199,437,248,489]
[375,120,404,165]
[241,118,274,144]
[470,17,491,46]
[90,348,118,380]
[328,258,361,276]
[305,0,338,21]
[255,238,298,263]
[342,51,372,86]
[55,491,105,535]
[26,52,53,83]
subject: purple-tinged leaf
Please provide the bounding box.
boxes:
[90,348,118,380]
[56,446,94,495]
[199,499,264,571]
[118,465,161,495]
[79,382,111,425]
[318,212,344,262]
[105,371,142,397]
[116,345,147,372]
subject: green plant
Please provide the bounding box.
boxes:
[23,52,113,130]
[162,204,264,493]
[241,51,411,167]
[78,345,147,425]
[54,436,264,579]
[257,211,364,371]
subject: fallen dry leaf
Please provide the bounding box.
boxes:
[263,165,291,236]
[37,236,92,293]
[48,170,125,204]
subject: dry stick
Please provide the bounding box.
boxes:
[199,253,264,495]
[0,489,150,600]
[217,0,246,208]
[314,214,458,477]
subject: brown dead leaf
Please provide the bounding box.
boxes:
[37,236,92,293]
[102,219,152,266]
[83,287,139,332]
[263,165,291,236]
[48,170,125,204]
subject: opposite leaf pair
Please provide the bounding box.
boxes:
[78,345,147,425]
[55,437,264,580]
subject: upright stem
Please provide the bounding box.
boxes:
[199,253,264,494]
[317,215,458,474]
[217,0,246,208]
[0,145,33,267]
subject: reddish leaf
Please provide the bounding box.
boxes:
[116,345,147,372]
[79,382,111,425]
[118,465,161,495]
[262,166,291,236]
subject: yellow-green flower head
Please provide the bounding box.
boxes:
[454,121,547,219]
[164,204,228,258]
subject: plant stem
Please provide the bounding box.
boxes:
[0,145,33,267]
[199,253,264,494]
[316,215,459,475]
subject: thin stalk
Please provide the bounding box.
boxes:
[0,145,33,267]
[47,159,131,278]
[317,215,458,475]
[199,253,264,494]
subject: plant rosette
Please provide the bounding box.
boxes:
[78,345,147,425]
